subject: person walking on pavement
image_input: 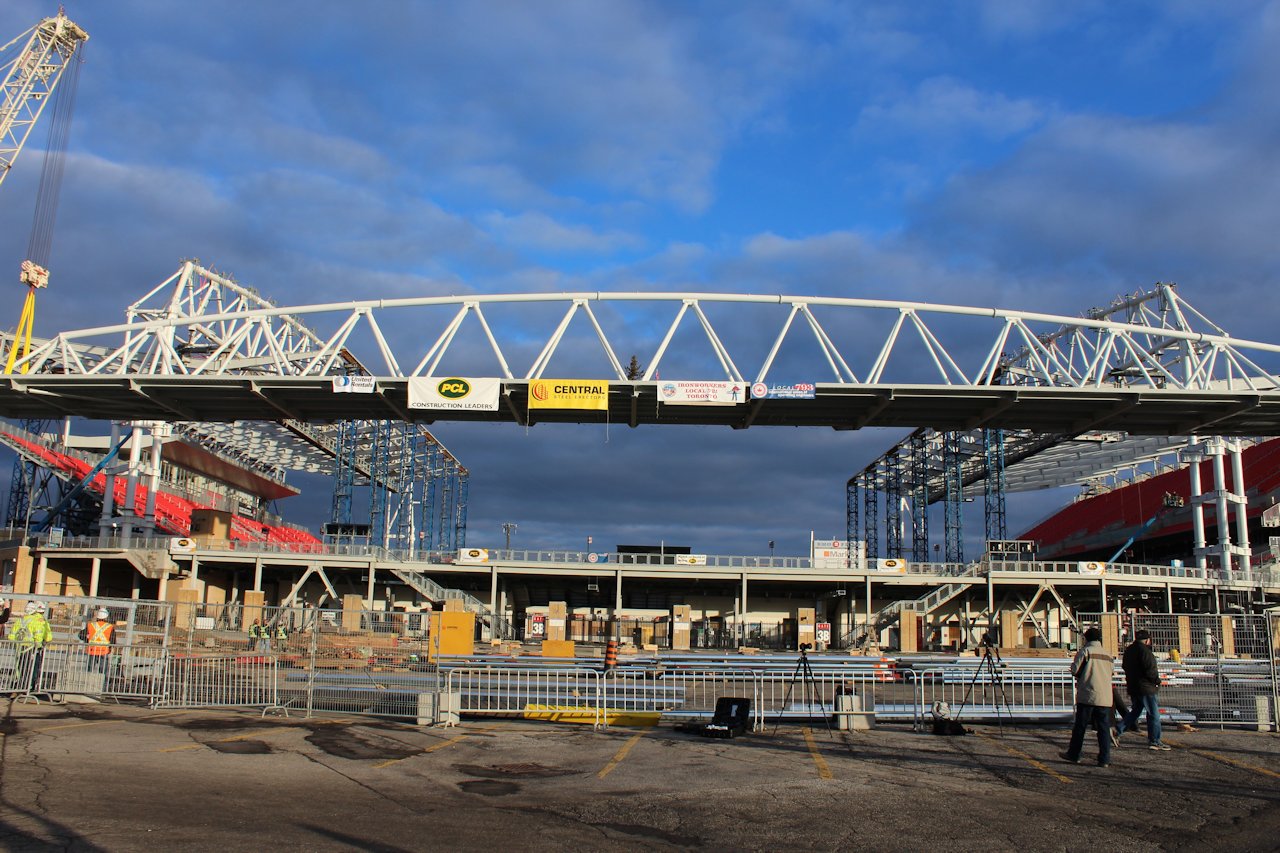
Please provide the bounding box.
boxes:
[81,608,115,675]
[8,601,53,693]
[1061,626,1115,767]
[1116,629,1170,750]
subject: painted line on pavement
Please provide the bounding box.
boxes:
[374,726,498,768]
[802,727,833,780]
[1168,741,1280,780]
[598,732,647,779]
[976,732,1072,784]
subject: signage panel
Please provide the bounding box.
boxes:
[659,381,746,406]
[528,379,609,410]
[332,375,376,393]
[408,377,501,411]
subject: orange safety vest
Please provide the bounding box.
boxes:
[86,620,114,655]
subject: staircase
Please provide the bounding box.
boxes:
[390,568,515,640]
[872,563,985,633]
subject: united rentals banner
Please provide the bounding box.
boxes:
[408,377,501,411]
[528,379,609,410]
[659,381,746,406]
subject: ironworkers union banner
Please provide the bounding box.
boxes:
[528,379,609,410]
[407,377,501,410]
[659,380,746,406]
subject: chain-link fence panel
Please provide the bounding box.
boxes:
[1082,612,1276,730]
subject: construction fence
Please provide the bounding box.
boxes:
[1,595,1275,731]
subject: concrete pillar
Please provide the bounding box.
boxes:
[366,566,376,610]
[253,556,263,592]
[88,557,101,597]
[1230,444,1251,577]
[34,555,48,596]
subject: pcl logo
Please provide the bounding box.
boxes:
[436,378,471,399]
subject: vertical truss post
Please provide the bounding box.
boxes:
[910,432,929,563]
[845,475,860,570]
[863,471,879,560]
[944,431,964,563]
[454,471,469,549]
[884,452,903,559]
[5,418,52,529]
[329,420,357,527]
[983,428,1007,544]
[422,444,439,553]
[368,421,392,548]
[439,464,456,552]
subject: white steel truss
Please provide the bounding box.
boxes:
[6,263,1280,394]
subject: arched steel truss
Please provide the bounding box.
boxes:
[7,262,1280,392]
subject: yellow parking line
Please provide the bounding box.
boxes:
[976,733,1072,784]
[31,720,123,733]
[598,732,646,779]
[160,744,202,753]
[802,727,833,780]
[1169,742,1280,780]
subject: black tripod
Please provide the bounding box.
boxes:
[772,644,833,737]
[953,640,1013,734]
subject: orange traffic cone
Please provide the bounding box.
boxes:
[604,639,618,670]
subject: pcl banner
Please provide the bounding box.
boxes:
[1077,561,1107,575]
[528,379,609,410]
[659,381,746,406]
[408,377,501,411]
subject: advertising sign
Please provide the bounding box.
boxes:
[749,382,816,400]
[332,375,376,394]
[873,557,908,573]
[674,554,708,566]
[1077,561,1106,575]
[408,377,501,410]
[457,548,490,564]
[528,379,609,410]
[169,537,196,554]
[658,381,746,406]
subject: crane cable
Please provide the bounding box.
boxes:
[5,36,85,375]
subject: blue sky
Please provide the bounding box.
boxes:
[2,1,1279,557]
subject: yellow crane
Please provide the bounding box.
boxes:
[0,11,89,373]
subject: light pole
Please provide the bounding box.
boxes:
[768,540,775,560]
[502,522,517,552]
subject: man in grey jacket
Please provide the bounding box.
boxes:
[1061,626,1115,767]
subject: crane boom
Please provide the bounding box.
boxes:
[0,12,88,191]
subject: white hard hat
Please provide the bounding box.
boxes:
[95,608,109,620]
[24,600,39,614]
[36,601,46,613]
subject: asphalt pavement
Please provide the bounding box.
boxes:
[0,699,1276,851]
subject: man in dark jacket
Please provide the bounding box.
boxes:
[1116,629,1170,750]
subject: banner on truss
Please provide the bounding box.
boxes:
[658,381,746,406]
[528,379,609,410]
[408,377,501,411]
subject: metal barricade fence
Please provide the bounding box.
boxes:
[755,669,914,726]
[913,666,1076,729]
[1083,612,1277,730]
[604,669,763,730]
[156,654,280,711]
[447,667,603,727]
[0,639,169,703]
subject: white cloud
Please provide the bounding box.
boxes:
[479,211,643,255]
[857,77,1047,141]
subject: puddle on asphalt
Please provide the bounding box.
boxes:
[457,779,520,796]
[452,763,579,779]
[304,726,417,761]
[169,718,274,731]
[208,740,271,755]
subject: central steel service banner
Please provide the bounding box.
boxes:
[659,380,746,406]
[408,377,501,410]
[528,379,609,410]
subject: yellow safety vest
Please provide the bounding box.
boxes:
[8,614,52,648]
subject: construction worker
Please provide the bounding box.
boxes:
[8,601,53,693]
[275,621,288,651]
[247,619,261,651]
[82,607,115,674]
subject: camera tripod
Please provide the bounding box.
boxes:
[952,640,1013,733]
[772,644,832,737]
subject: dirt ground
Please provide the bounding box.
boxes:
[0,699,1276,851]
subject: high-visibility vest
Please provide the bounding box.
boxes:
[275,626,287,640]
[8,614,52,648]
[86,620,114,655]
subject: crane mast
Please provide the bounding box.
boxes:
[0,11,88,191]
